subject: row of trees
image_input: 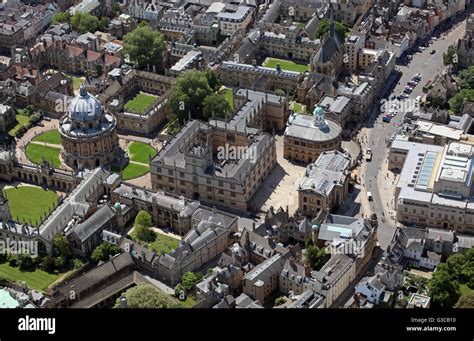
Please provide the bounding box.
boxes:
[449,66,474,113]
[0,234,83,274]
[52,12,108,34]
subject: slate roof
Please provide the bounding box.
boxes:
[68,204,115,243]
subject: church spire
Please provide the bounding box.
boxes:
[329,5,335,38]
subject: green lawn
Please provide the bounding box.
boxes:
[220,88,234,110]
[0,263,64,292]
[124,93,157,114]
[263,58,309,73]
[128,141,157,164]
[8,114,29,137]
[25,143,61,168]
[122,163,150,180]
[72,76,85,90]
[32,130,61,145]
[149,233,180,254]
[291,101,305,113]
[4,186,58,226]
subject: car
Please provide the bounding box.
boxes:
[367,192,373,201]
[419,46,426,51]
[430,50,436,54]
[416,95,422,102]
[43,116,51,121]
[366,148,372,161]
[408,81,417,87]
[383,115,392,123]
[403,88,412,94]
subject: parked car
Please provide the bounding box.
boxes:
[383,115,392,123]
[430,50,436,54]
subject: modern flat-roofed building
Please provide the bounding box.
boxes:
[217,6,253,35]
[393,139,474,234]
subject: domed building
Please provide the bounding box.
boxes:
[283,105,342,164]
[59,86,119,170]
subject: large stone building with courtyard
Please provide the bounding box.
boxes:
[60,86,120,170]
[283,105,342,164]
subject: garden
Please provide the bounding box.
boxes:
[124,92,157,114]
[4,185,59,226]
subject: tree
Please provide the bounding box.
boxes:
[39,255,56,272]
[123,25,164,70]
[54,255,67,270]
[205,69,221,91]
[449,89,474,113]
[29,113,42,125]
[135,225,156,243]
[91,242,121,263]
[443,45,457,66]
[18,254,34,271]
[24,105,35,117]
[181,272,202,292]
[203,93,231,119]
[70,13,101,33]
[275,89,286,96]
[305,235,313,249]
[134,210,153,228]
[314,18,347,42]
[53,234,72,259]
[168,70,213,124]
[459,66,474,90]
[111,3,121,15]
[115,284,178,308]
[52,12,70,25]
[426,95,445,109]
[305,245,330,271]
[274,296,286,306]
[455,291,474,308]
[428,263,461,308]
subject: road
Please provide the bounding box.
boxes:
[360,13,468,249]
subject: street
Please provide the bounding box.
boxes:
[360,14,468,249]
[332,10,470,308]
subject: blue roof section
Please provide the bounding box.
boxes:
[415,152,437,190]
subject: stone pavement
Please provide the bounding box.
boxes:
[249,134,305,215]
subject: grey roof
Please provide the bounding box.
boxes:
[298,151,350,196]
[39,168,110,241]
[68,204,115,243]
[319,95,350,114]
[285,113,342,142]
[152,119,273,182]
[230,88,285,129]
[426,228,454,243]
[313,29,341,65]
[313,253,353,286]
[318,215,365,242]
[53,253,132,299]
[113,183,200,217]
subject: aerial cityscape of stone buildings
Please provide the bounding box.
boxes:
[0,0,471,314]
